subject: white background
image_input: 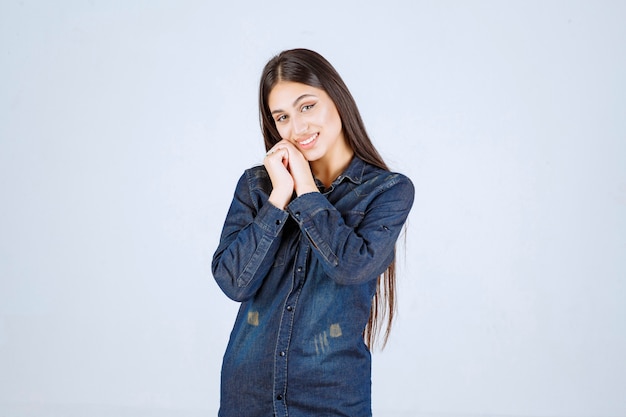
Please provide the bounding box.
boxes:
[1,1,625,416]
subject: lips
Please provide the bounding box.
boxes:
[297,133,318,148]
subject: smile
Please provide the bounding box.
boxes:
[298,133,318,146]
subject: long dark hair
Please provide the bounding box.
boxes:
[259,48,397,349]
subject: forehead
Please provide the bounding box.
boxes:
[268,81,326,110]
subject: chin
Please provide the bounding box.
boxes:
[303,151,323,162]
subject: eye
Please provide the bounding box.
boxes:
[301,103,315,112]
[275,114,287,123]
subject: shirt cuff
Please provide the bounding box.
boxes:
[286,192,328,224]
[254,201,290,237]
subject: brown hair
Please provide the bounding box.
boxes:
[259,48,396,349]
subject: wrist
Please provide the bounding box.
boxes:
[268,189,292,210]
[295,182,319,196]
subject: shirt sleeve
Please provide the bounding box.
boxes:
[286,174,414,285]
[212,171,289,301]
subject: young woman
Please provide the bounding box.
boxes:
[212,48,414,417]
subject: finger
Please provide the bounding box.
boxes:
[280,149,289,168]
[264,149,289,171]
[266,145,285,156]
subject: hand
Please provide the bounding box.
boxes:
[264,144,294,210]
[276,141,318,196]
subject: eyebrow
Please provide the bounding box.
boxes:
[271,94,317,114]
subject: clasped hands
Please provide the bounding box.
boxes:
[264,139,318,210]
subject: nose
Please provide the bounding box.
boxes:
[292,114,308,135]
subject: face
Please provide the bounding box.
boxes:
[268,81,348,163]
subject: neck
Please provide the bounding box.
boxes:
[311,145,354,188]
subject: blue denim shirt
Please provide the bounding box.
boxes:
[212,156,414,417]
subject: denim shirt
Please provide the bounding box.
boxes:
[212,156,414,417]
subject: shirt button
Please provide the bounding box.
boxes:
[275,219,281,225]
[297,266,302,272]
[277,394,283,401]
[279,351,286,357]
[295,212,300,217]
[286,305,293,311]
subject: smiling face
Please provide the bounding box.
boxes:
[268,81,351,164]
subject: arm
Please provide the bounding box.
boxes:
[211,171,289,301]
[286,174,414,285]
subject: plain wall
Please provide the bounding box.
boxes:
[1,1,625,416]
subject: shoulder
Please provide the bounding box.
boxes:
[244,164,269,179]
[228,165,272,212]
[361,161,414,194]
[235,165,272,192]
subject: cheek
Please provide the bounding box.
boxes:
[320,106,341,131]
[275,124,289,140]
[324,111,342,133]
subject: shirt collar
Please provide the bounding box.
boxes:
[337,156,366,185]
[314,156,366,191]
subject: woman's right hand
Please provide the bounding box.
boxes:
[264,143,294,210]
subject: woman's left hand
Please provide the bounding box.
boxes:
[277,140,319,196]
